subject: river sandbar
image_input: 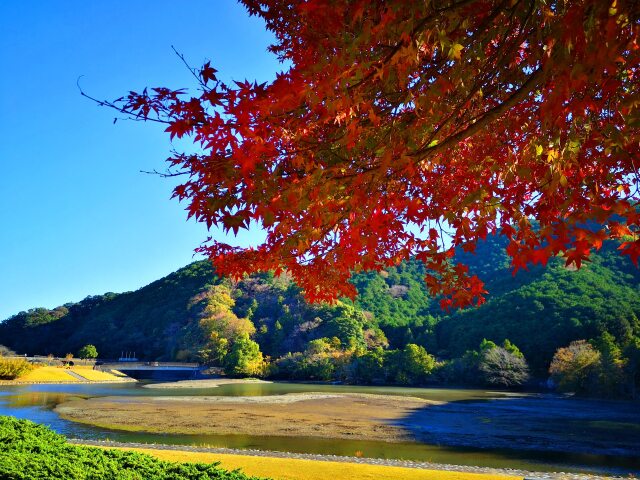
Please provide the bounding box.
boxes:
[56,392,435,442]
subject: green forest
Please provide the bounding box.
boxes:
[2,235,639,398]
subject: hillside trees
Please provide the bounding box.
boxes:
[316,303,366,348]
[185,284,257,365]
[99,0,640,307]
[435,240,640,373]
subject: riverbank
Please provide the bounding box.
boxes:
[0,366,135,385]
[75,439,630,480]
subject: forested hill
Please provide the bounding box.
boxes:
[1,235,639,378]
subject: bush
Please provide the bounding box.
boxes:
[478,346,529,387]
[0,416,264,479]
[0,345,16,357]
[0,358,34,380]
[549,340,601,394]
[77,344,98,359]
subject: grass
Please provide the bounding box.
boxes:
[1,366,129,383]
[16,366,80,382]
[102,447,522,480]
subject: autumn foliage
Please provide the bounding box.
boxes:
[109,0,640,307]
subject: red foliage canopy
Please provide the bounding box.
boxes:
[111,0,640,307]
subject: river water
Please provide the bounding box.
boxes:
[0,382,638,476]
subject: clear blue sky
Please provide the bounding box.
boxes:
[0,1,279,319]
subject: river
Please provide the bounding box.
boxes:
[0,382,638,477]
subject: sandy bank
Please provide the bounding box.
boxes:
[143,378,271,389]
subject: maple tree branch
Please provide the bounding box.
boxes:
[140,168,188,178]
[171,45,211,91]
[430,0,535,141]
[77,77,172,125]
[347,0,479,92]
[412,66,544,160]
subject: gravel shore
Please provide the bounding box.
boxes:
[71,439,633,480]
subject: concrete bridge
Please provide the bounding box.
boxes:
[96,361,203,381]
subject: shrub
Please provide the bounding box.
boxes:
[0,416,264,479]
[0,358,34,380]
[77,344,98,359]
[0,345,16,357]
[478,346,529,387]
[549,340,601,394]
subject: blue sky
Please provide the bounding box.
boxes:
[0,1,279,319]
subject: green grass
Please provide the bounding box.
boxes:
[0,416,264,479]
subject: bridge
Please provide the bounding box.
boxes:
[96,362,203,381]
